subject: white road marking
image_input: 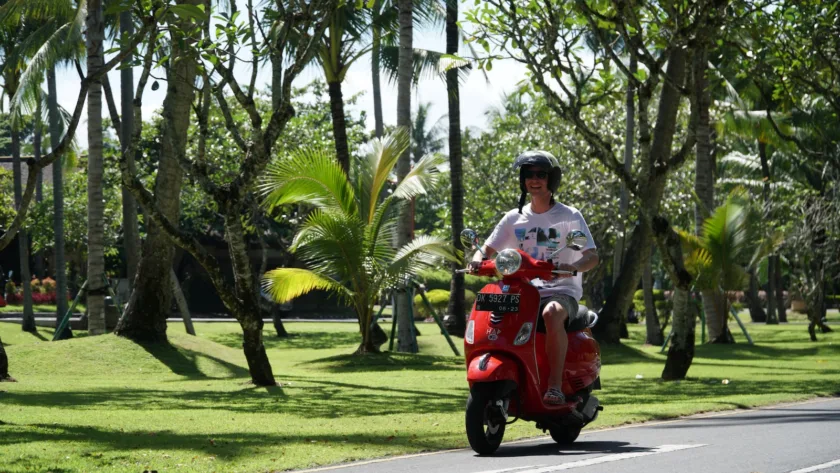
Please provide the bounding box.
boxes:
[472,467,542,473]
[788,459,840,473]
[474,444,707,473]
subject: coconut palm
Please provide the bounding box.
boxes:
[260,129,458,353]
[680,192,781,342]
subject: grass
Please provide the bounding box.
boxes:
[0,314,838,473]
[0,303,86,314]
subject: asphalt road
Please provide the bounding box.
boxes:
[296,397,840,473]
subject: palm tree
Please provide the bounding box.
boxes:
[260,129,457,353]
[85,0,106,335]
[680,192,780,340]
[4,0,85,338]
[0,2,37,332]
[410,101,444,163]
[394,0,414,352]
[120,5,139,292]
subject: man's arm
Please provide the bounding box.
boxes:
[572,249,599,272]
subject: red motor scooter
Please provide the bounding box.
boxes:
[459,229,602,455]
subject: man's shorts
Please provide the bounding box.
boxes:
[537,293,581,331]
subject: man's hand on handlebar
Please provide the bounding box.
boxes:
[553,263,578,278]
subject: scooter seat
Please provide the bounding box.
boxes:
[536,305,597,333]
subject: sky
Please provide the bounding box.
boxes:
[52,21,529,151]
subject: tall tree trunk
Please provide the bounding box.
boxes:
[371,0,384,139]
[653,216,695,380]
[758,141,778,324]
[746,268,767,322]
[48,67,72,340]
[643,245,663,345]
[613,57,636,286]
[121,7,140,292]
[395,0,415,352]
[225,209,276,385]
[693,44,728,342]
[774,255,787,322]
[86,0,107,335]
[11,128,35,332]
[0,335,14,381]
[34,103,45,280]
[444,0,465,337]
[328,80,350,175]
[114,8,197,341]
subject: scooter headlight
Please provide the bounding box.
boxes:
[513,322,533,346]
[465,320,475,344]
[495,249,522,276]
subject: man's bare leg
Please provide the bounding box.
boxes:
[543,301,568,402]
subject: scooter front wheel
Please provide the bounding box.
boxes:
[465,387,507,455]
[549,425,581,444]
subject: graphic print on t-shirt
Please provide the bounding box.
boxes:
[514,226,563,260]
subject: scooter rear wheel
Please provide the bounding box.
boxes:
[549,425,581,444]
[465,388,506,455]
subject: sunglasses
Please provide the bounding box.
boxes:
[522,169,549,179]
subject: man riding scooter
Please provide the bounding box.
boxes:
[468,150,599,405]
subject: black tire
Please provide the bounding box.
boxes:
[465,388,506,455]
[549,425,581,445]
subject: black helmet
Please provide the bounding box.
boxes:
[513,150,562,213]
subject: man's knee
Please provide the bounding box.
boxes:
[543,301,568,328]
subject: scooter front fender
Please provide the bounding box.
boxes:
[467,353,520,384]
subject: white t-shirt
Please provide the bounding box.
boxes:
[484,203,597,301]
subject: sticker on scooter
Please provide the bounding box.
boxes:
[487,327,501,341]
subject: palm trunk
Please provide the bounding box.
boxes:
[34,104,45,280]
[758,141,777,324]
[692,43,726,342]
[371,0,384,139]
[48,67,71,339]
[613,57,636,285]
[643,246,663,345]
[225,210,276,385]
[774,255,787,322]
[0,334,13,381]
[11,129,36,332]
[444,0,465,337]
[746,268,767,322]
[121,7,140,292]
[597,222,650,343]
[395,0,415,353]
[115,7,197,341]
[327,80,350,175]
[86,0,107,335]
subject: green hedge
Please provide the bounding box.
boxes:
[413,289,476,320]
[416,269,494,294]
[632,289,671,322]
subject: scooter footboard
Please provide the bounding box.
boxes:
[467,353,520,385]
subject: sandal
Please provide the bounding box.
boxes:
[543,387,565,405]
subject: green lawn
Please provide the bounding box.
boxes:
[0,303,85,314]
[0,316,838,473]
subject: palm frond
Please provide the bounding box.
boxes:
[387,234,460,277]
[262,268,349,304]
[380,45,472,85]
[291,209,366,283]
[359,128,409,224]
[391,151,447,200]
[260,147,358,217]
[717,177,793,191]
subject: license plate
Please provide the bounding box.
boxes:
[475,293,520,313]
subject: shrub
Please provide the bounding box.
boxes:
[4,280,17,303]
[413,289,476,319]
[41,277,56,292]
[416,269,494,294]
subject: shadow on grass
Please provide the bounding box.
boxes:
[0,422,459,462]
[305,352,463,373]
[600,342,663,365]
[27,330,48,342]
[207,330,360,351]
[136,341,249,379]
[0,374,464,418]
[598,376,840,407]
